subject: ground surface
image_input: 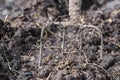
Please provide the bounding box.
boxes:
[0,0,120,80]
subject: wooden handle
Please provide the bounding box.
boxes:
[69,0,82,22]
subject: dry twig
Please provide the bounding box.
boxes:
[38,26,45,68]
[61,28,66,54]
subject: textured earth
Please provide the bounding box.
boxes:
[0,0,120,80]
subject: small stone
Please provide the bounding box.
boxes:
[0,19,4,27]
[52,72,65,80]
[65,75,77,80]
[39,67,50,78]
[2,9,9,15]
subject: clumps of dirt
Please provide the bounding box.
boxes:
[0,0,120,80]
[0,17,59,79]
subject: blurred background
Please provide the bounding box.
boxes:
[0,0,120,20]
[0,0,14,19]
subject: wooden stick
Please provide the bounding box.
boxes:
[38,26,45,68]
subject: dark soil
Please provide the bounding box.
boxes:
[0,0,120,80]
